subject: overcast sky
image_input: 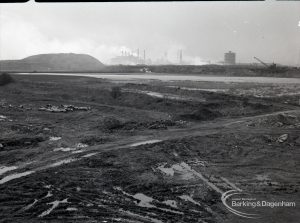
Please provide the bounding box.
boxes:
[0,1,300,65]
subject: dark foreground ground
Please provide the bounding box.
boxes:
[0,74,299,223]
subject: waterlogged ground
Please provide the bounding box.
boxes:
[0,74,299,222]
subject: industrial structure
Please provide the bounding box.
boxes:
[253,56,281,73]
[110,49,147,65]
[110,48,187,65]
[179,50,183,65]
[224,51,236,65]
[253,56,276,69]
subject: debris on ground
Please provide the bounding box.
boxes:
[277,134,288,143]
[38,104,91,113]
[1,74,300,222]
[247,112,300,128]
[75,143,88,148]
[49,136,62,141]
[0,102,32,111]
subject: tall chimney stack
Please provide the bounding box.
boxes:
[179,50,183,64]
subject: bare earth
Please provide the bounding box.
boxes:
[0,74,299,223]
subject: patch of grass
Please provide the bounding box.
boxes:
[0,73,15,86]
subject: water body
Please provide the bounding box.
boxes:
[49,158,77,167]
[0,171,35,184]
[124,89,206,102]
[0,166,18,176]
[19,73,300,84]
[39,198,69,217]
[129,139,162,147]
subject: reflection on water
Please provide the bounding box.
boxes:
[20,73,300,84]
[0,171,35,184]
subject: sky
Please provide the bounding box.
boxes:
[0,1,300,65]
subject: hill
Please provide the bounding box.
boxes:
[0,53,104,72]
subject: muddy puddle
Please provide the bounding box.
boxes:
[116,187,183,216]
[123,88,206,102]
[82,152,98,158]
[129,139,162,147]
[39,198,69,218]
[0,166,18,176]
[133,193,155,208]
[157,162,194,180]
[0,171,35,184]
[20,73,300,84]
[71,150,85,154]
[49,158,78,167]
[53,147,77,152]
[179,195,201,206]
[157,162,239,195]
[66,207,78,211]
[53,143,88,153]
[23,199,38,211]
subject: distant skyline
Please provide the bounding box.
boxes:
[0,1,300,65]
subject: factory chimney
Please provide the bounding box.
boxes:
[179,50,183,64]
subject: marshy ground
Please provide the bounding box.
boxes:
[0,74,299,223]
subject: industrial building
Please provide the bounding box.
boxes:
[110,50,147,65]
[224,51,236,65]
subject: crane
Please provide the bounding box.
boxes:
[253,56,277,71]
[253,57,269,67]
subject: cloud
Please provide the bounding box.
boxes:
[1,1,300,66]
[0,13,137,64]
[0,13,205,65]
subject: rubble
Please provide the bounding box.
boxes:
[0,102,32,111]
[49,136,62,141]
[38,104,91,113]
[75,143,88,148]
[248,112,300,128]
[277,134,288,143]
